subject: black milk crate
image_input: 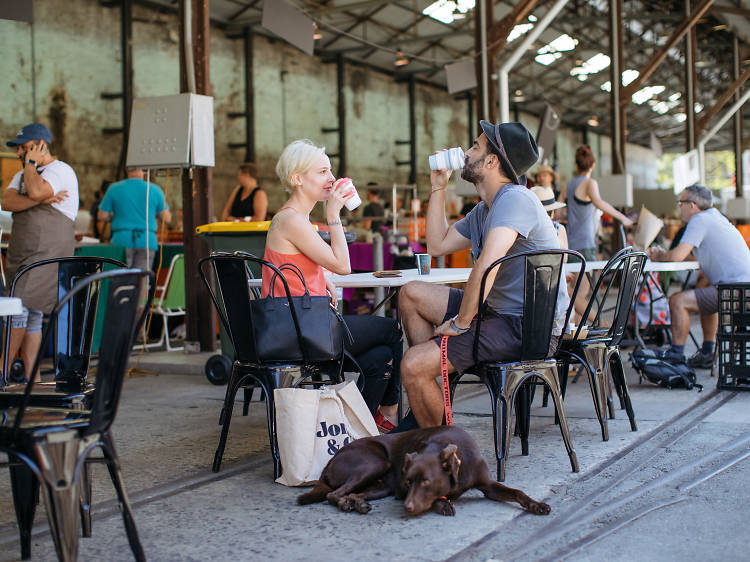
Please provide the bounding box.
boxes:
[717,334,750,391]
[718,283,750,335]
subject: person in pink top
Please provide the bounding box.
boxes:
[261,139,403,432]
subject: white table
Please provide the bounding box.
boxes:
[564,260,700,273]
[331,267,471,288]
[0,297,22,316]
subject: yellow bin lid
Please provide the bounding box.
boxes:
[196,221,271,234]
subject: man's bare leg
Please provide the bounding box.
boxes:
[700,312,718,344]
[399,282,452,346]
[669,290,700,346]
[401,340,455,427]
[21,331,42,382]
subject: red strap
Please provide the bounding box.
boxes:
[440,335,453,426]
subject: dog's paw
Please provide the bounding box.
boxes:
[527,501,551,515]
[353,498,372,514]
[337,496,356,512]
[432,498,456,516]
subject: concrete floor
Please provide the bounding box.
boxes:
[1,335,749,561]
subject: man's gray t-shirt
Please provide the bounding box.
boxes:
[681,207,750,285]
[454,183,570,334]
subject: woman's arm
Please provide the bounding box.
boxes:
[280,212,351,275]
[585,179,633,227]
[221,185,240,221]
[252,189,268,221]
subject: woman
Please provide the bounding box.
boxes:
[221,162,268,222]
[530,185,567,249]
[261,139,402,432]
[565,145,633,320]
[565,145,633,261]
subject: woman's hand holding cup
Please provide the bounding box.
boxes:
[332,178,361,211]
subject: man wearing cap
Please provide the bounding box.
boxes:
[2,123,78,379]
[398,121,569,428]
[648,184,750,368]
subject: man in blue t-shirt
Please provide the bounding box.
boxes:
[98,168,171,270]
[398,121,569,428]
[649,184,750,368]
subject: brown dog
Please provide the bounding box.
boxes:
[298,426,551,516]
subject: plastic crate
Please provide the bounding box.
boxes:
[717,334,750,390]
[718,283,750,335]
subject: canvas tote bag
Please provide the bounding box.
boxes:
[274,381,378,486]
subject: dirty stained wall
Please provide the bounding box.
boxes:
[0,0,655,222]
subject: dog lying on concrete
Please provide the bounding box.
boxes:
[298,426,551,516]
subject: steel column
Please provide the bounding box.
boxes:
[337,54,347,177]
[734,35,744,196]
[244,27,254,162]
[609,0,625,173]
[179,0,215,352]
[684,0,697,151]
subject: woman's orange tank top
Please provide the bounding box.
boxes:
[261,246,326,298]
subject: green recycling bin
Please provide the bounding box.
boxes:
[197,220,271,385]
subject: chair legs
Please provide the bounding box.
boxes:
[483,364,578,481]
[9,460,38,560]
[100,433,146,562]
[79,464,93,537]
[581,345,610,441]
[33,438,84,562]
[608,348,637,432]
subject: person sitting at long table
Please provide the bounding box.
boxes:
[396,121,570,429]
[648,184,750,368]
[261,139,402,433]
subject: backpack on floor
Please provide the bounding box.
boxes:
[637,358,702,391]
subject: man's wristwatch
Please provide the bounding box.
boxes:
[450,315,470,334]
[25,159,38,167]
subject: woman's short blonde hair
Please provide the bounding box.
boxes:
[275,139,327,191]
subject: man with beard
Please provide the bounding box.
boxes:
[397,121,569,428]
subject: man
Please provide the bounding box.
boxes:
[2,123,78,380]
[648,184,750,368]
[398,121,569,428]
[98,168,171,270]
[362,185,385,231]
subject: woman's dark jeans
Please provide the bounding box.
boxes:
[342,314,403,414]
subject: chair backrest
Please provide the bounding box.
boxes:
[4,256,127,385]
[475,249,585,363]
[13,269,152,434]
[576,247,647,346]
[198,251,307,365]
[158,253,186,310]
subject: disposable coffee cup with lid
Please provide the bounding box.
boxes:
[333,177,362,211]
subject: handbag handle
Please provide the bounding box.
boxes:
[267,263,310,298]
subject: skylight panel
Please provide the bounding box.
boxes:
[632,85,665,105]
[422,0,475,25]
[508,23,534,43]
[535,34,577,66]
[570,53,610,79]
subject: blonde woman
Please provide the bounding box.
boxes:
[261,139,402,432]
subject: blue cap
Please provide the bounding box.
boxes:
[6,123,53,147]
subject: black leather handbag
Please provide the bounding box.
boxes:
[250,263,351,362]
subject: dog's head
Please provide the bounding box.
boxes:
[402,444,461,515]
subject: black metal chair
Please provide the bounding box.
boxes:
[0,268,151,561]
[448,249,585,481]
[1,256,127,394]
[556,247,646,441]
[199,251,349,478]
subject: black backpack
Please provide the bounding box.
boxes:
[631,355,702,391]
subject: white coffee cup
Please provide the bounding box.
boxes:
[333,177,362,211]
[429,147,465,170]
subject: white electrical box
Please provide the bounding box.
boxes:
[726,197,750,219]
[597,174,633,208]
[126,93,215,169]
[672,149,700,193]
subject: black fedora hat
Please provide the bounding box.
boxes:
[479,120,539,186]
